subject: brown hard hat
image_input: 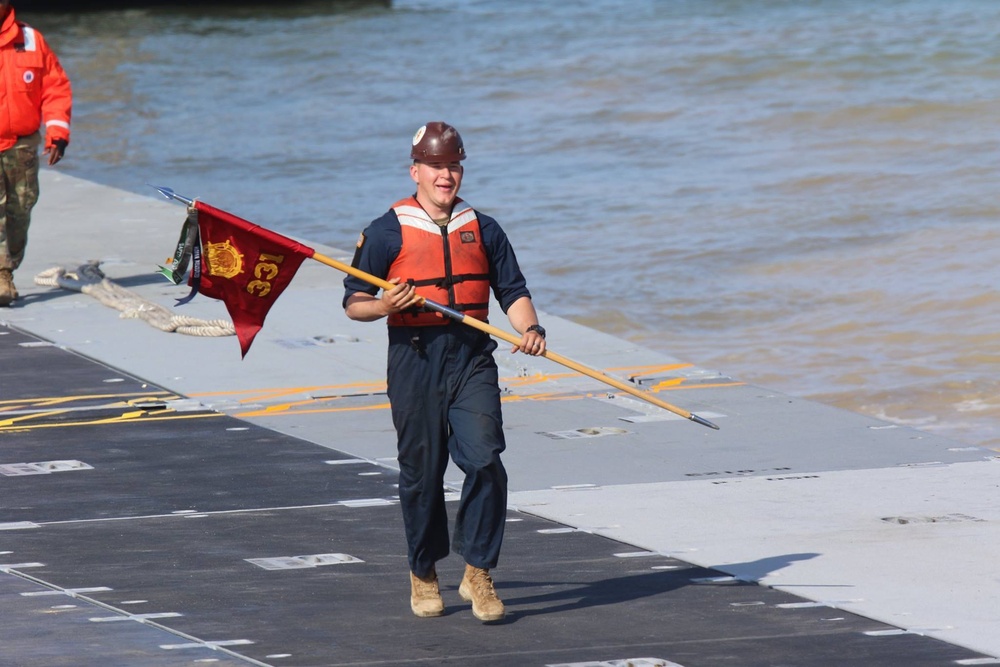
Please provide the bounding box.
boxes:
[410,122,466,162]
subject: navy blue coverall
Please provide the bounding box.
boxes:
[343,203,531,578]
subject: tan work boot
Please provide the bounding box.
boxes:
[409,569,445,618]
[0,269,16,307]
[458,564,505,622]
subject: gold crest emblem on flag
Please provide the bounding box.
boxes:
[205,240,244,279]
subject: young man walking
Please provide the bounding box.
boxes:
[343,122,546,621]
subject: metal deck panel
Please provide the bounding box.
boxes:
[1,328,992,666]
[0,573,250,667]
[8,509,986,667]
[509,459,1000,659]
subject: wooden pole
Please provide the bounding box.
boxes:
[313,251,719,430]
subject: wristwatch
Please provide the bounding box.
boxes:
[526,324,546,339]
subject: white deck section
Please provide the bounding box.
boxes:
[5,171,999,660]
[511,461,1000,659]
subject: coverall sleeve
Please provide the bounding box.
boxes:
[38,32,72,147]
[479,213,531,313]
[342,212,400,309]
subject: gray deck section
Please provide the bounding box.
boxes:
[1,172,998,665]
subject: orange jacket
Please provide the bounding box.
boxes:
[0,8,72,152]
[387,197,492,327]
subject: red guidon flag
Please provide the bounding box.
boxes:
[192,201,314,357]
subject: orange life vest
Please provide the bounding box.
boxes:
[0,9,72,152]
[387,197,491,327]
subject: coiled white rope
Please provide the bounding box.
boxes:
[34,266,235,338]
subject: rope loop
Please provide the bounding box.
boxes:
[34,265,236,338]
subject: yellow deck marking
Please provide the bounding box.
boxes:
[502,372,580,387]
[0,409,70,428]
[0,362,738,427]
[606,363,694,375]
[0,392,185,426]
[501,392,582,404]
[648,378,686,391]
[187,381,386,402]
[0,391,175,406]
[258,394,348,413]
[173,362,719,406]
[658,381,744,391]
[0,378,744,427]
[235,403,390,418]
[0,410,220,432]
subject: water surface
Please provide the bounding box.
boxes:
[27,0,1000,448]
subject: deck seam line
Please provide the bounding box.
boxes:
[3,567,273,666]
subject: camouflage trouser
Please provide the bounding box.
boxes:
[0,131,41,271]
